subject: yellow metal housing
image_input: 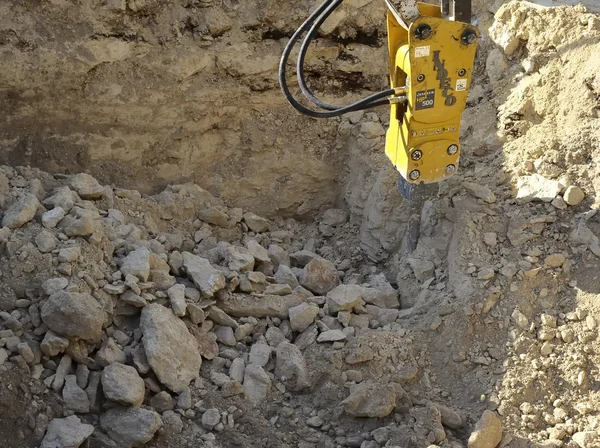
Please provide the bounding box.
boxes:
[385,3,478,184]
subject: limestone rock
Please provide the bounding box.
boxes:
[41,331,70,357]
[182,252,226,298]
[2,194,40,229]
[317,329,347,342]
[42,207,65,228]
[202,408,221,430]
[43,187,75,212]
[167,284,187,317]
[462,182,496,203]
[41,291,106,342]
[40,416,94,448]
[468,410,502,448]
[246,239,270,262]
[121,247,151,282]
[63,375,90,413]
[102,362,145,406]
[219,293,303,319]
[544,253,565,268]
[342,382,396,418]
[141,304,202,393]
[243,364,271,406]
[289,302,320,332]
[274,264,300,289]
[243,212,270,233]
[100,407,162,448]
[69,173,104,199]
[564,186,584,206]
[35,230,58,253]
[225,246,255,272]
[299,258,340,295]
[572,431,598,448]
[326,284,363,314]
[275,341,311,391]
[321,209,349,226]
[408,258,435,282]
[63,208,96,237]
[516,174,561,203]
[198,207,229,227]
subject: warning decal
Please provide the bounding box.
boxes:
[415,46,430,58]
[415,89,435,110]
[455,79,467,91]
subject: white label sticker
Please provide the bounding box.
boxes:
[456,79,468,91]
[415,46,430,58]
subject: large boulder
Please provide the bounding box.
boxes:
[101,363,145,406]
[2,194,40,229]
[140,304,201,393]
[274,341,311,391]
[41,291,107,342]
[342,381,396,418]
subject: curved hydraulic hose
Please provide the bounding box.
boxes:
[279,0,397,117]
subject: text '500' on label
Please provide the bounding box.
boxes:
[415,89,435,110]
[415,46,430,57]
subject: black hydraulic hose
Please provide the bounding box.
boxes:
[279,0,396,117]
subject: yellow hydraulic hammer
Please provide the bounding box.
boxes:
[278,0,479,251]
[385,2,478,185]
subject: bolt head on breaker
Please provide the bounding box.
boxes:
[384,4,479,185]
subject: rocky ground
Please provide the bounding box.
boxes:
[1,1,600,448]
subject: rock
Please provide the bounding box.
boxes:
[249,343,272,366]
[243,364,271,406]
[229,358,245,382]
[69,173,104,199]
[265,284,293,295]
[188,303,205,325]
[289,303,320,332]
[182,252,226,298]
[290,250,319,267]
[564,186,584,206]
[214,326,236,347]
[121,247,151,282]
[192,329,219,360]
[516,174,561,203]
[100,407,162,448]
[342,382,396,418]
[202,408,221,430]
[483,232,497,247]
[63,208,95,237]
[41,331,69,357]
[512,309,529,330]
[243,212,270,233]
[219,293,303,319]
[321,209,349,226]
[42,278,69,296]
[544,253,565,268]
[485,48,508,82]
[477,267,495,280]
[141,304,201,393]
[43,186,75,212]
[435,404,464,429]
[408,258,435,282]
[198,207,229,227]
[58,246,81,263]
[40,416,94,448]
[52,355,73,391]
[41,291,107,342]
[462,182,496,203]
[225,246,255,272]
[317,330,346,342]
[572,431,597,448]
[167,284,187,317]
[222,380,245,397]
[552,196,568,210]
[177,387,192,410]
[467,410,502,448]
[207,306,238,328]
[246,239,270,262]
[63,375,90,413]
[2,194,40,229]
[162,411,184,434]
[102,362,145,406]
[274,264,300,289]
[42,207,65,228]
[96,338,127,366]
[151,391,174,412]
[411,404,446,444]
[326,284,363,314]
[299,258,340,295]
[275,341,311,391]
[35,230,58,253]
[361,121,385,138]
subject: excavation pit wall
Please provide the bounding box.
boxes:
[1,1,600,448]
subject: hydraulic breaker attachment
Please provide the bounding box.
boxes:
[279,0,478,252]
